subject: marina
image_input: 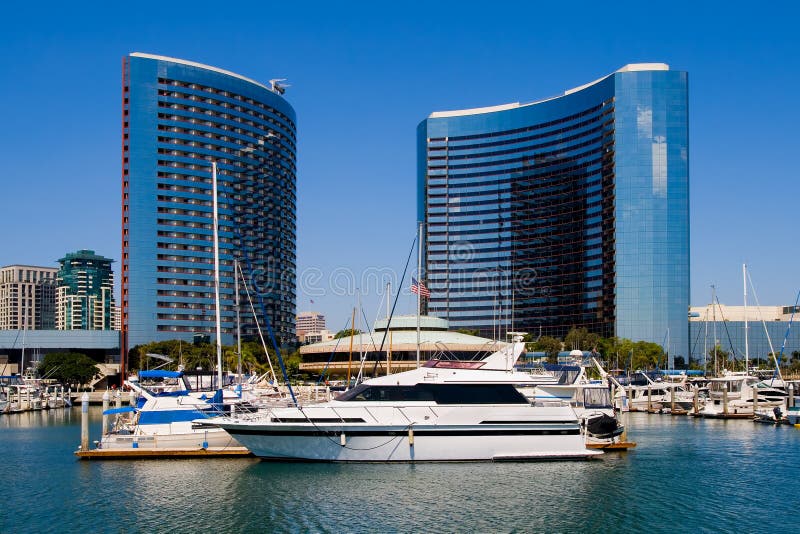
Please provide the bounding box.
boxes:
[2,407,799,531]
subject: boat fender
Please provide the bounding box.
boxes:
[340,433,346,446]
[408,427,414,447]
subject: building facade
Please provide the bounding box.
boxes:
[418,64,689,362]
[0,265,57,330]
[689,304,800,370]
[122,53,297,353]
[56,250,116,330]
[296,311,326,338]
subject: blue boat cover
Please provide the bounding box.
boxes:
[138,370,183,378]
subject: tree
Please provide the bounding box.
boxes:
[334,328,361,339]
[456,328,479,336]
[532,336,562,364]
[38,352,100,388]
[564,327,600,351]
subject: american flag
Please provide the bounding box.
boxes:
[411,277,430,297]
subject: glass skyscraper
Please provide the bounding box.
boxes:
[418,64,689,361]
[122,53,296,354]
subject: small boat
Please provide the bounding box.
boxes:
[96,370,244,451]
[211,337,601,462]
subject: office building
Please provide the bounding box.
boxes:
[56,250,116,330]
[689,304,800,368]
[122,53,297,354]
[0,265,57,330]
[296,311,326,340]
[418,64,689,362]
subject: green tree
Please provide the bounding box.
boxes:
[631,341,665,370]
[532,336,562,364]
[564,327,600,351]
[38,352,100,388]
[456,328,479,336]
[334,328,361,339]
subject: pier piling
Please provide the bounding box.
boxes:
[693,385,699,415]
[80,393,90,451]
[753,388,758,414]
[789,384,795,410]
[723,389,729,416]
[115,390,122,410]
[101,391,110,436]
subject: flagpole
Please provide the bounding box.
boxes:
[416,221,422,369]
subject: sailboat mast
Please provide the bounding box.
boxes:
[743,263,749,373]
[416,221,422,369]
[235,259,242,385]
[346,307,356,388]
[712,285,717,375]
[212,162,223,389]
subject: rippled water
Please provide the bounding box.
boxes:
[1,409,798,533]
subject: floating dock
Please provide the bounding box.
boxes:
[75,446,253,460]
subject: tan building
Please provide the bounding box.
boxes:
[296,311,327,342]
[299,315,505,377]
[0,265,58,330]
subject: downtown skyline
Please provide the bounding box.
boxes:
[1,1,798,333]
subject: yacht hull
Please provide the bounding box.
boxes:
[98,427,242,450]
[221,423,599,462]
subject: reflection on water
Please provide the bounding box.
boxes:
[1,410,798,532]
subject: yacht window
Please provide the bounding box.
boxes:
[337,384,528,404]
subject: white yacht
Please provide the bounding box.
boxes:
[211,339,601,462]
[699,372,784,417]
[615,380,696,412]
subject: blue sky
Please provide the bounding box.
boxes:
[1,1,798,331]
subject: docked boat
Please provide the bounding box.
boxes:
[96,370,244,451]
[698,372,784,418]
[211,337,602,462]
[615,379,696,413]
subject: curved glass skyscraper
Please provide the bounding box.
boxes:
[122,53,296,352]
[418,64,688,361]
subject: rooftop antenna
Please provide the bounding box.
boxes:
[269,78,290,95]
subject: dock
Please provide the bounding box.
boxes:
[75,446,253,460]
[586,441,637,451]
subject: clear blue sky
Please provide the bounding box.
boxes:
[1,1,798,332]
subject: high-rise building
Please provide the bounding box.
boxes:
[0,265,57,330]
[418,64,689,362]
[122,53,297,354]
[296,311,326,342]
[56,250,116,330]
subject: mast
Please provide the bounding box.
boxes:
[703,306,708,375]
[235,259,242,385]
[743,263,749,374]
[346,307,356,388]
[386,282,391,376]
[416,221,422,369]
[212,162,223,389]
[712,285,717,375]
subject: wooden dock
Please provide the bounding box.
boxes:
[75,446,254,460]
[586,441,637,451]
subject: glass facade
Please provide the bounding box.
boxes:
[418,65,689,361]
[56,250,115,330]
[122,54,296,351]
[689,321,800,368]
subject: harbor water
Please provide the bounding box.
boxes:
[1,408,798,532]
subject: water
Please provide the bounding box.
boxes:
[1,409,798,533]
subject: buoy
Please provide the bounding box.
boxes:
[340,433,346,446]
[408,427,414,447]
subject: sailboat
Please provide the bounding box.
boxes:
[84,162,249,455]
